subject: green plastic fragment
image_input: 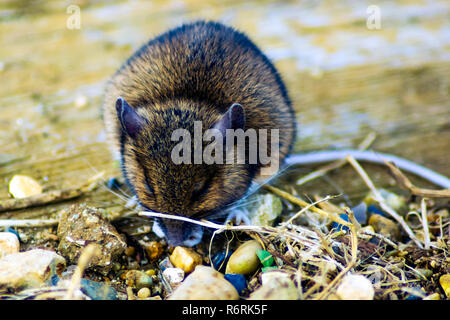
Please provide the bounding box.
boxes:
[256,249,274,267]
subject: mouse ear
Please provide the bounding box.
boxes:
[212,103,245,138]
[116,97,143,139]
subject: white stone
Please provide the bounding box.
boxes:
[168,266,238,300]
[0,232,20,258]
[9,175,43,198]
[162,267,185,286]
[0,249,66,290]
[336,274,375,300]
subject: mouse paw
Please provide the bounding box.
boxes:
[226,208,251,226]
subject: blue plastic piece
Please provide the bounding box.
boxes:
[224,274,247,295]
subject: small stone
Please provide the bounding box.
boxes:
[256,250,274,267]
[0,232,20,258]
[57,204,127,274]
[80,278,118,300]
[143,241,164,262]
[169,246,202,273]
[162,267,185,287]
[168,266,238,300]
[8,174,43,198]
[248,271,298,300]
[137,287,151,299]
[212,250,232,273]
[74,94,88,108]
[439,274,450,297]
[364,189,407,215]
[368,214,401,240]
[224,274,247,295]
[124,246,136,257]
[247,193,283,226]
[225,240,262,275]
[336,274,374,300]
[331,213,350,232]
[145,269,156,276]
[352,202,368,224]
[0,249,66,291]
[125,270,153,289]
[158,256,174,271]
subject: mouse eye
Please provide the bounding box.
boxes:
[145,180,154,196]
[191,180,209,201]
[142,170,154,196]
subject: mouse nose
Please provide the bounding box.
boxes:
[161,219,204,247]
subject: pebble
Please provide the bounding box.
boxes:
[168,266,239,300]
[352,201,368,224]
[368,214,401,240]
[0,232,20,258]
[125,270,153,289]
[80,278,118,300]
[364,189,407,215]
[162,267,185,287]
[439,274,450,297]
[169,246,202,273]
[57,204,127,274]
[8,174,43,198]
[336,274,375,300]
[137,287,151,299]
[248,271,298,300]
[224,274,247,295]
[0,249,66,291]
[212,250,232,273]
[247,193,283,226]
[74,94,88,108]
[331,213,350,232]
[143,241,165,262]
[225,240,262,275]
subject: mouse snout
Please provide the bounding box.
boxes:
[153,218,203,247]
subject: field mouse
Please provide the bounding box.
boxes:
[103,21,296,246]
[104,21,450,247]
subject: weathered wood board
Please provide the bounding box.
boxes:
[0,0,449,219]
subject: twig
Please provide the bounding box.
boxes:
[263,185,351,227]
[0,219,58,228]
[420,198,431,250]
[296,132,376,186]
[346,155,423,249]
[0,171,104,213]
[316,210,359,300]
[281,195,337,227]
[384,160,450,198]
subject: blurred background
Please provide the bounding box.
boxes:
[0,0,449,218]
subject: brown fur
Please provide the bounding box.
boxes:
[103,21,296,244]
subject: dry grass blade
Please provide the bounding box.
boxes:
[296,132,376,186]
[346,155,423,249]
[384,160,450,198]
[263,185,351,227]
[64,243,101,300]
